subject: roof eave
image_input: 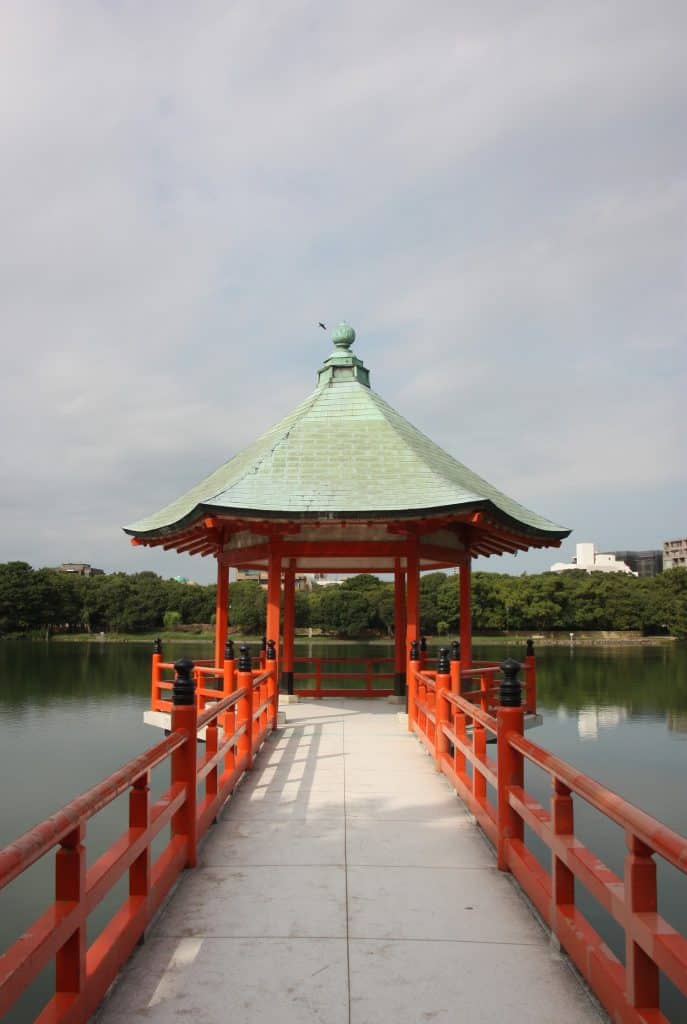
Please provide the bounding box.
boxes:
[124,498,570,552]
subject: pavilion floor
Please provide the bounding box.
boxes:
[95,699,605,1024]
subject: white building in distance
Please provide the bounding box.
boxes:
[551,542,637,576]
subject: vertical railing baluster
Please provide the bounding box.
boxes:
[435,648,450,772]
[129,771,151,931]
[151,637,162,711]
[171,658,198,868]
[408,640,420,729]
[237,645,252,770]
[551,778,573,931]
[624,832,659,1009]
[55,824,86,1000]
[524,638,536,714]
[496,658,524,872]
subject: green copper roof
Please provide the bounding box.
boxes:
[125,324,568,540]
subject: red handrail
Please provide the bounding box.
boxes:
[0,661,278,1023]
[407,658,687,1023]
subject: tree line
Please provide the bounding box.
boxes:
[0,561,685,639]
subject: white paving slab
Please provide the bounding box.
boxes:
[97,698,604,1024]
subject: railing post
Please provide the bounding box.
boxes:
[479,670,489,714]
[260,636,267,671]
[237,645,254,770]
[624,832,659,1010]
[450,640,460,695]
[551,778,574,931]
[435,647,450,772]
[266,639,278,729]
[171,658,198,869]
[222,639,236,771]
[129,771,151,932]
[408,640,420,731]
[55,823,86,998]
[524,638,536,714]
[151,637,162,711]
[496,658,524,871]
[420,635,428,671]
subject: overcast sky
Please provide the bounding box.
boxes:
[1,1,685,584]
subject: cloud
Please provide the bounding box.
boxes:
[0,1,684,581]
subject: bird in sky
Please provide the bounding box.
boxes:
[318,322,327,330]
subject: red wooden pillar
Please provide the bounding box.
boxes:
[214,559,229,668]
[459,550,472,669]
[405,537,419,730]
[282,560,296,695]
[265,541,282,727]
[394,560,406,696]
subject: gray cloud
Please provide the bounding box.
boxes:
[1,1,684,582]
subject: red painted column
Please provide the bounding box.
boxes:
[459,550,472,669]
[394,561,406,696]
[214,559,229,668]
[265,541,282,728]
[282,560,296,695]
[405,537,419,730]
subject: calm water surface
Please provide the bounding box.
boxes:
[0,639,685,1021]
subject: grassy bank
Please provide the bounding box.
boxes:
[47,630,679,647]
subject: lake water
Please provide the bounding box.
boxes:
[0,639,685,1021]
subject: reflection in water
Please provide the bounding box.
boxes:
[576,705,627,741]
[0,638,685,1021]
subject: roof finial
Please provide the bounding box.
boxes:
[331,321,356,351]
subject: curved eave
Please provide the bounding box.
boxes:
[124,498,570,557]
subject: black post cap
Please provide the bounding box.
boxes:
[238,644,252,672]
[499,658,522,708]
[173,658,195,706]
[526,638,535,657]
[410,639,420,661]
[437,647,449,674]
[450,640,460,662]
[420,635,428,652]
[153,637,162,655]
[224,638,235,660]
[266,639,276,660]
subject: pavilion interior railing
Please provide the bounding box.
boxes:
[0,645,276,1024]
[409,646,687,1024]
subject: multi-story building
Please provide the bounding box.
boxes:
[611,550,663,577]
[663,538,687,570]
[550,542,636,575]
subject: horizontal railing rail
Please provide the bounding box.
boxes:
[407,645,687,1024]
[0,644,277,1024]
[292,654,395,698]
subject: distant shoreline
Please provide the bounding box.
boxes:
[40,630,680,648]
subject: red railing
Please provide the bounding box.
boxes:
[409,652,687,1024]
[0,652,277,1024]
[293,655,395,697]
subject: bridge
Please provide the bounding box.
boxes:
[1,645,686,1023]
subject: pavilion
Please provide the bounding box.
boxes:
[124,323,569,695]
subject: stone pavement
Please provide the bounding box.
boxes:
[96,699,605,1024]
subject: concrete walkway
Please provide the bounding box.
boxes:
[97,699,604,1024]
